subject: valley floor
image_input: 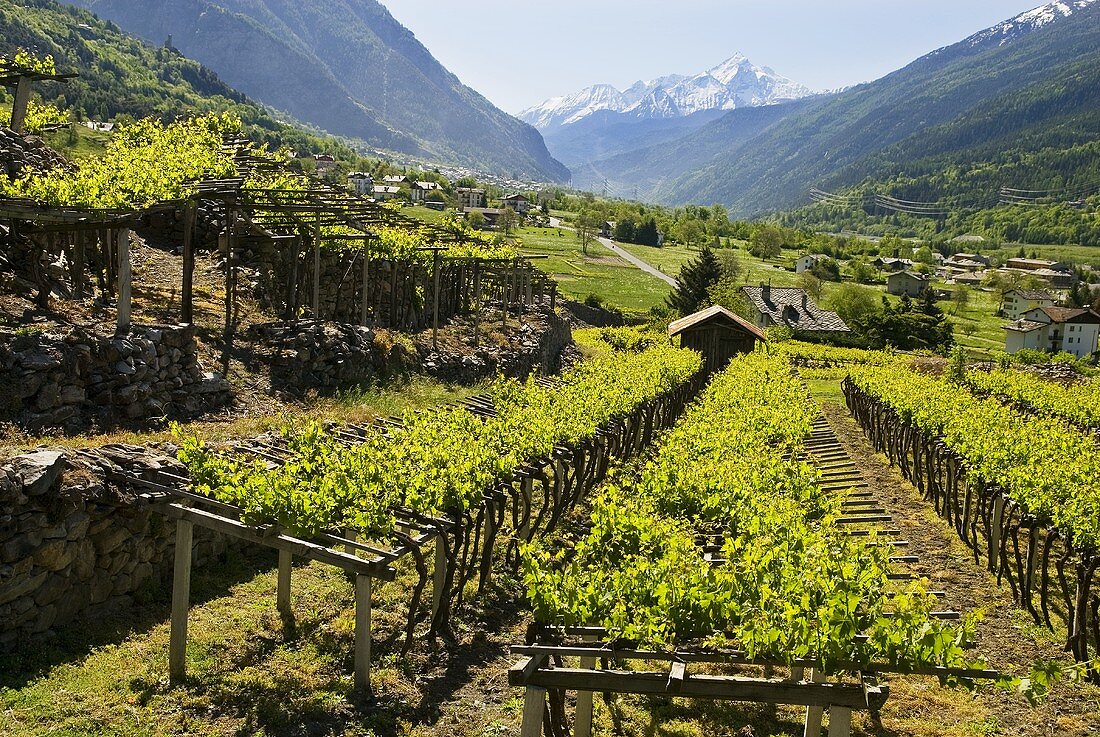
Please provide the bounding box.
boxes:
[3,373,1096,737]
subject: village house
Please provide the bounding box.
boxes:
[1001,288,1055,320]
[501,193,530,214]
[1003,306,1100,359]
[795,254,827,273]
[313,154,337,173]
[373,185,402,202]
[873,256,914,273]
[410,181,441,203]
[741,285,850,334]
[456,187,486,209]
[347,171,374,196]
[464,207,502,228]
[382,174,408,186]
[886,270,931,298]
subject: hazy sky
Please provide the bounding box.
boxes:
[376,1,1045,114]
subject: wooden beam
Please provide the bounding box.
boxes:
[519,686,546,737]
[575,634,597,737]
[169,518,194,683]
[312,214,321,318]
[431,248,442,349]
[354,574,372,692]
[804,668,825,737]
[156,503,396,579]
[277,550,292,616]
[9,77,31,134]
[508,664,867,709]
[431,532,447,622]
[115,228,131,333]
[181,202,196,324]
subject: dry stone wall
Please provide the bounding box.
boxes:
[0,323,230,433]
[0,445,232,648]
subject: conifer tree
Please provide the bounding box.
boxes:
[667,246,722,315]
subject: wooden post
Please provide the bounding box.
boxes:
[277,550,292,616]
[115,228,132,333]
[360,251,371,326]
[550,283,557,312]
[518,477,533,544]
[354,574,372,691]
[431,532,447,621]
[575,633,597,737]
[181,201,196,324]
[520,686,547,737]
[473,261,482,347]
[73,230,85,299]
[431,248,442,349]
[803,669,825,737]
[222,210,235,374]
[9,77,32,134]
[169,518,194,683]
[312,215,321,319]
[829,706,852,737]
[990,493,1005,572]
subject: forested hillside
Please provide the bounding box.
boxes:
[588,1,1100,231]
[0,0,358,158]
[71,0,570,182]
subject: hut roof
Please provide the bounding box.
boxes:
[668,305,767,342]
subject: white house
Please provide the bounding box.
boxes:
[501,193,530,214]
[1001,289,1055,320]
[1002,306,1100,358]
[795,254,827,273]
[456,187,486,209]
[410,181,441,203]
[347,171,374,196]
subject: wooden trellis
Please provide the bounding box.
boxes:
[509,631,997,737]
[507,412,998,737]
[107,368,706,690]
[0,61,78,134]
[844,378,1100,676]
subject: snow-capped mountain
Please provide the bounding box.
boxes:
[520,53,814,131]
[965,0,1096,46]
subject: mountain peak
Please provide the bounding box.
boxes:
[965,0,1096,46]
[520,53,814,131]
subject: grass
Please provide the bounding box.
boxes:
[400,204,451,225]
[516,226,674,313]
[42,124,112,162]
[0,376,481,456]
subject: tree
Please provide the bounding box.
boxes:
[498,206,518,236]
[951,285,971,315]
[827,283,879,324]
[614,216,637,243]
[575,208,603,255]
[667,246,722,315]
[466,210,486,230]
[635,218,660,247]
[749,226,783,259]
[809,257,841,282]
[798,272,824,301]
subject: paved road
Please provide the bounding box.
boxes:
[546,216,678,289]
[597,236,679,289]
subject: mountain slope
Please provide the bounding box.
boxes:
[0,0,349,157]
[520,53,814,168]
[639,0,1100,213]
[71,0,569,182]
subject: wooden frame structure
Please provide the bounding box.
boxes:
[0,60,78,134]
[506,412,999,737]
[105,368,706,691]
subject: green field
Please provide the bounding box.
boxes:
[516,227,674,313]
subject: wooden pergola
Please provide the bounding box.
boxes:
[0,61,77,134]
